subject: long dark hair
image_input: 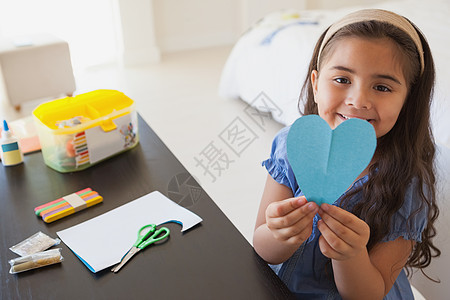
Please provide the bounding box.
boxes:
[300,20,440,279]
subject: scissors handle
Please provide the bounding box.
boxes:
[133,224,156,247]
[138,227,170,250]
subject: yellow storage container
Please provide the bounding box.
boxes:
[33,90,139,172]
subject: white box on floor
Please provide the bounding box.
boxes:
[0,34,76,109]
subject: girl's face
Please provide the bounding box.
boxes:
[311,37,408,138]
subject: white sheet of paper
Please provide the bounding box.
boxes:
[57,191,202,273]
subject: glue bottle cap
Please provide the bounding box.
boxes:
[2,120,12,139]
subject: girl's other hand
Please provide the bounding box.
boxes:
[266,196,319,245]
[317,203,370,261]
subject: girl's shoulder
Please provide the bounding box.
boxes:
[384,178,429,242]
[398,178,428,218]
[263,126,298,193]
[266,125,291,161]
[272,125,291,147]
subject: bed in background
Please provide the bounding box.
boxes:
[219,1,450,299]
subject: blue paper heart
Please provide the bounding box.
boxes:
[287,115,376,205]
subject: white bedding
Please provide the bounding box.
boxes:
[219,1,450,299]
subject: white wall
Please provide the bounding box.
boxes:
[0,0,117,70]
[152,0,308,53]
[306,0,394,9]
[153,0,240,53]
[0,0,395,68]
[239,0,307,33]
[149,0,393,54]
[115,0,397,64]
[114,0,160,67]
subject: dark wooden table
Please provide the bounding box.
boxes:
[0,115,292,300]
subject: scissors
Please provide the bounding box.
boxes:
[111,224,170,273]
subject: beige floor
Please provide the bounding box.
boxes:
[0,45,284,244]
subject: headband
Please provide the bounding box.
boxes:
[317,9,424,74]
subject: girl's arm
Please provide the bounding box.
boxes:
[318,204,413,299]
[253,175,319,264]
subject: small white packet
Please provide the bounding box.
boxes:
[9,248,63,274]
[9,232,60,256]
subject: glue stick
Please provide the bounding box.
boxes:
[1,120,24,166]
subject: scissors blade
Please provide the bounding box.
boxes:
[111,247,141,273]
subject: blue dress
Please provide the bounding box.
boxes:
[262,126,428,300]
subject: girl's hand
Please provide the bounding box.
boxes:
[317,203,370,261]
[266,196,319,245]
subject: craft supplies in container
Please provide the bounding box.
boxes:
[32,90,139,172]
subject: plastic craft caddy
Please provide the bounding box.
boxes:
[33,90,139,173]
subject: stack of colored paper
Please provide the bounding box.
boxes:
[35,188,103,223]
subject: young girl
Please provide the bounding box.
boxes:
[253,9,440,299]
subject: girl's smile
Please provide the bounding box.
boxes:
[311,37,408,138]
[337,113,374,123]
